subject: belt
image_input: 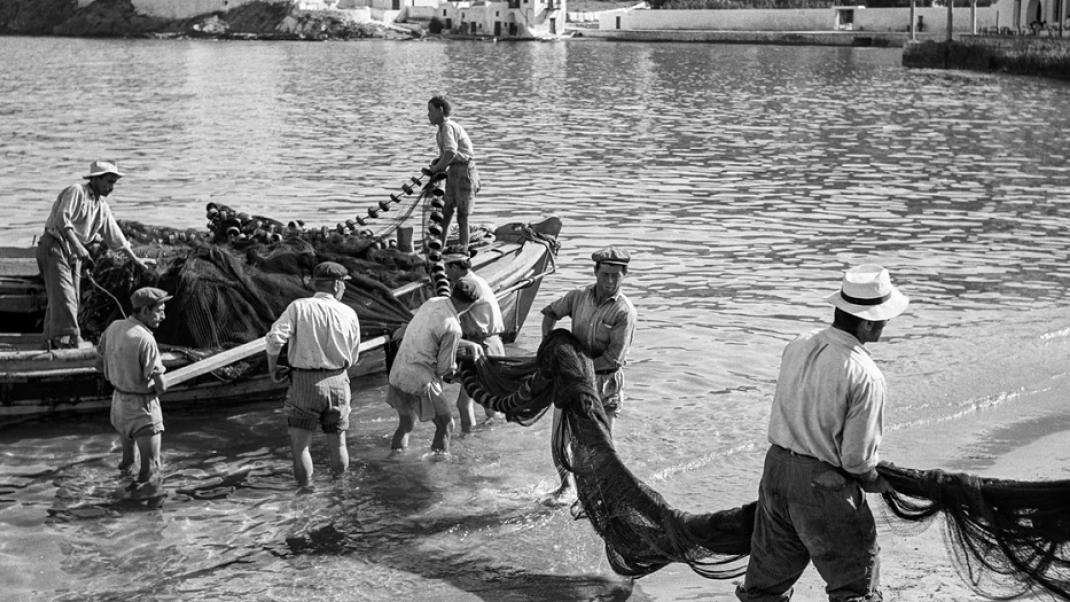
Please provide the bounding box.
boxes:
[595,368,618,376]
[465,333,501,343]
[113,388,156,397]
[292,366,346,372]
[773,444,817,461]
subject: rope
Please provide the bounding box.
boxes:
[83,258,127,320]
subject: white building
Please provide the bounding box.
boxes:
[437,0,566,38]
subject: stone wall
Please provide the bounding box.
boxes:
[599,6,1001,33]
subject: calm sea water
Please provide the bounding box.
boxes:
[3,36,1070,602]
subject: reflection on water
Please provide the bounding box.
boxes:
[2,37,1070,601]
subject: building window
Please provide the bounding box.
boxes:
[443,9,447,15]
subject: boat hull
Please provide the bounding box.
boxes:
[0,218,559,425]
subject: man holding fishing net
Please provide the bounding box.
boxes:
[385,278,483,455]
[540,246,637,505]
[427,95,480,253]
[37,161,155,350]
[736,265,905,602]
[443,247,505,432]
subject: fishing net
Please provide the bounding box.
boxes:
[72,169,492,380]
[81,220,422,348]
[462,330,755,578]
[459,329,1070,600]
[879,465,1070,600]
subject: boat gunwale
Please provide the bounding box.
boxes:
[0,226,558,423]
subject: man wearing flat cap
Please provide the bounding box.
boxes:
[541,245,637,504]
[37,161,155,350]
[266,261,361,493]
[443,247,506,431]
[386,278,484,455]
[736,265,907,602]
[97,286,172,498]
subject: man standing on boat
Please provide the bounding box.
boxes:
[540,246,637,504]
[265,261,361,493]
[385,279,483,455]
[98,286,171,498]
[37,161,154,350]
[427,95,480,253]
[443,247,505,432]
[736,265,904,602]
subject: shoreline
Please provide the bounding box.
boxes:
[636,374,1070,601]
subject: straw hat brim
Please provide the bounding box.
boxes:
[825,288,909,321]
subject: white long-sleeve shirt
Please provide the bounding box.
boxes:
[389,297,462,396]
[265,293,361,370]
[767,326,885,476]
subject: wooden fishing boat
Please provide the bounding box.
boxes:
[0,217,561,426]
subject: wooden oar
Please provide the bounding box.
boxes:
[159,334,389,390]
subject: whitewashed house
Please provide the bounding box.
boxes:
[437,0,566,38]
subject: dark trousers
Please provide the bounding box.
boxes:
[736,445,882,602]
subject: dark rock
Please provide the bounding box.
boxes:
[1,0,409,40]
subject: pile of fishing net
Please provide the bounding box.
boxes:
[74,193,499,380]
[460,330,1070,600]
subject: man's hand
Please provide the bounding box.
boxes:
[457,341,484,361]
[71,240,90,261]
[270,366,291,383]
[136,257,157,271]
[860,473,895,494]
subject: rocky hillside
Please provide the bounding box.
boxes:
[0,0,414,39]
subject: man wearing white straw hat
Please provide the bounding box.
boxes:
[36,161,154,350]
[736,264,907,602]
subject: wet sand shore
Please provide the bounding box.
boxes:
[637,380,1070,602]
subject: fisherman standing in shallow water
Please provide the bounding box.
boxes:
[736,265,904,602]
[386,279,483,455]
[97,287,171,499]
[540,246,637,504]
[37,161,154,350]
[427,95,480,253]
[443,247,505,431]
[265,261,361,493]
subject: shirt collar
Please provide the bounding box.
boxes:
[824,326,872,356]
[312,292,336,299]
[585,283,621,304]
[82,182,102,202]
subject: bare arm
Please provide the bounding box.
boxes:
[541,313,559,338]
[117,245,153,271]
[151,372,168,394]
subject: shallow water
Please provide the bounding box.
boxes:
[2,37,1070,601]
